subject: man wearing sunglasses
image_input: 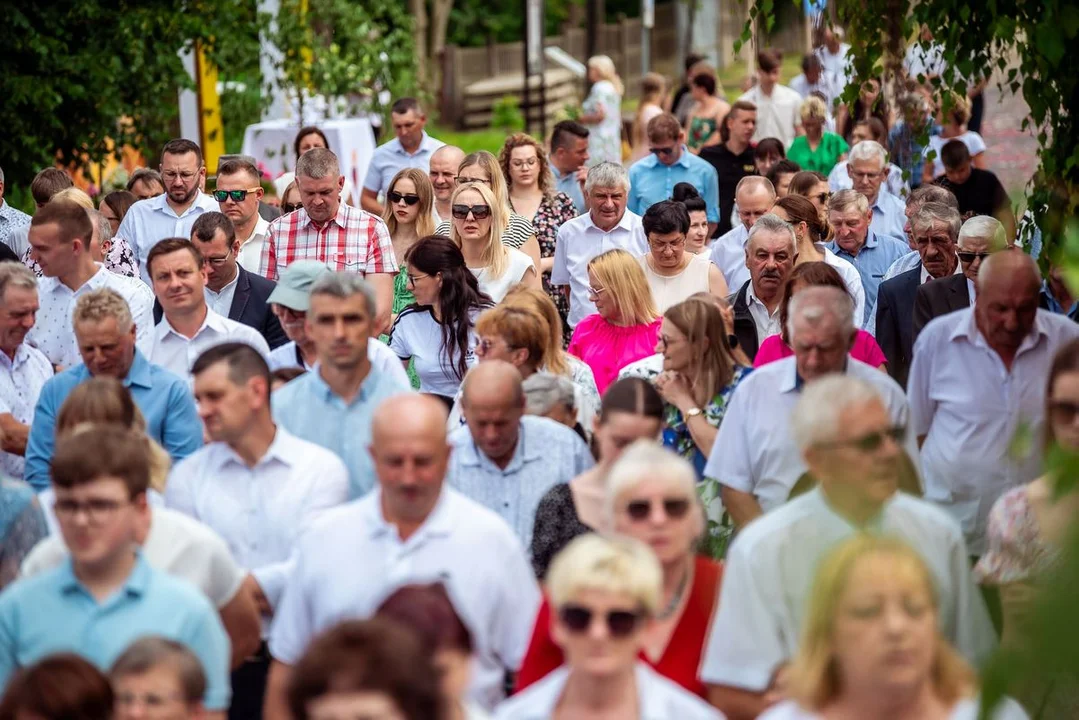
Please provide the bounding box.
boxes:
[703,374,996,719]
[213,158,270,274]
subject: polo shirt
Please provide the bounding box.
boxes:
[935,168,1010,220]
[826,231,912,326]
[551,166,586,215]
[0,553,232,710]
[362,132,445,196]
[699,144,756,236]
[116,193,220,284]
[868,189,908,242]
[149,307,270,380]
[627,149,720,223]
[0,344,53,480]
[269,487,540,711]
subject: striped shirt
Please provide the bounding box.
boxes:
[259,204,398,281]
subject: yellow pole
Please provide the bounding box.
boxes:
[196,41,225,175]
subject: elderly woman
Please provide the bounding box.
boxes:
[578,56,624,165]
[760,535,1028,720]
[567,249,662,394]
[787,96,849,175]
[638,201,728,312]
[448,182,538,301]
[505,533,722,718]
[519,442,723,704]
[522,372,580,433]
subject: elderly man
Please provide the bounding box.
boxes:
[213,157,271,272]
[709,286,915,530]
[263,394,539,719]
[271,272,411,498]
[881,184,960,281]
[0,164,31,248]
[548,121,591,214]
[25,288,202,490]
[361,98,444,215]
[728,214,797,359]
[700,101,758,236]
[709,177,777,290]
[825,189,911,325]
[847,140,907,242]
[913,215,1010,340]
[260,148,397,334]
[627,114,720,234]
[446,361,593,547]
[551,163,648,329]
[909,251,1079,556]
[428,145,466,224]
[875,202,962,386]
[702,375,996,720]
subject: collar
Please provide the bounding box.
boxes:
[207,271,240,298]
[458,419,540,471]
[643,147,692,169]
[919,258,962,284]
[40,264,109,296]
[152,192,214,219]
[871,190,900,212]
[807,486,889,533]
[310,364,382,405]
[745,282,777,314]
[0,343,34,371]
[363,486,456,540]
[211,425,296,471]
[863,231,881,250]
[123,349,154,389]
[304,203,349,232]
[584,208,636,235]
[389,132,436,157]
[59,551,152,598]
[1042,279,1079,316]
[243,217,271,245]
[949,306,1048,356]
[156,306,229,342]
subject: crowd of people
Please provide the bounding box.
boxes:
[0,26,1072,720]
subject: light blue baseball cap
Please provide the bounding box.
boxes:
[266,260,334,311]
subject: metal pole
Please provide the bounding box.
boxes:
[522,0,531,134]
[641,0,653,76]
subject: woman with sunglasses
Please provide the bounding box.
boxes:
[515,442,723,708]
[390,235,493,405]
[788,170,832,228]
[382,168,436,324]
[567,249,661,394]
[447,182,539,302]
[280,181,302,214]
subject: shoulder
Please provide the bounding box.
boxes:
[390,305,431,330]
[0,564,67,609]
[919,307,970,343]
[146,362,194,391]
[729,492,823,557]
[445,488,523,544]
[758,700,818,720]
[272,370,315,403]
[244,269,277,295]
[522,414,583,444]
[848,358,905,396]
[638,664,724,717]
[145,563,218,614]
[493,667,567,718]
[881,267,922,293]
[889,493,966,541]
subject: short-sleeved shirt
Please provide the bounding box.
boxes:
[259,204,398,281]
[699,144,757,236]
[362,133,445,196]
[785,132,849,175]
[388,306,479,397]
[739,84,803,147]
[627,149,720,223]
[472,247,536,303]
[116,193,221,283]
[926,131,987,177]
[0,344,53,480]
[935,168,1010,220]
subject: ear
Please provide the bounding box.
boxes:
[865,208,874,224]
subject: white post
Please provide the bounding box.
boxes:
[259,0,287,121]
[178,49,200,142]
[692,0,719,67]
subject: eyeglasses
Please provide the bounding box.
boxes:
[849,171,883,182]
[649,237,686,252]
[406,272,430,285]
[559,604,643,638]
[649,146,676,157]
[161,170,199,182]
[388,191,421,206]
[814,192,832,204]
[212,187,261,203]
[455,176,492,186]
[451,204,492,220]
[54,497,130,524]
[957,250,992,263]
[1050,400,1079,426]
[282,202,303,213]
[477,337,516,355]
[587,285,607,298]
[817,425,907,453]
[624,497,692,521]
[203,247,234,268]
[511,158,538,169]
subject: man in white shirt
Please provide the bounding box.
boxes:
[26,201,154,368]
[728,214,797,360]
[551,162,648,328]
[816,26,851,86]
[146,238,269,379]
[263,393,540,718]
[361,98,445,215]
[429,145,465,224]
[116,139,220,283]
[739,49,803,146]
[848,141,907,242]
[703,374,996,719]
[709,176,776,290]
[908,251,1079,555]
[167,342,350,718]
[711,286,916,529]
[0,264,52,480]
[789,54,839,108]
[213,157,270,274]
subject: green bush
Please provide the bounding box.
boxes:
[490,95,525,134]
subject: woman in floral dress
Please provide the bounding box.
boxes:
[579,56,624,166]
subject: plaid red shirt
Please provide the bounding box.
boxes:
[260,204,398,280]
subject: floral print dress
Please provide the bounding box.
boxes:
[583,80,623,165]
[529,192,578,346]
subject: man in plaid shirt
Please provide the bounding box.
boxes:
[260,148,397,333]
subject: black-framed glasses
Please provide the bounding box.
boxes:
[451,203,491,220]
[203,247,234,268]
[212,187,261,202]
[649,146,676,157]
[818,425,907,453]
[957,250,992,263]
[388,191,421,206]
[455,176,492,186]
[282,202,302,213]
[54,497,130,524]
[559,604,643,638]
[406,272,430,285]
[624,497,692,522]
[649,236,686,252]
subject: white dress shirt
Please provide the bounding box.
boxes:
[710,224,751,290]
[165,427,349,623]
[818,244,867,329]
[745,282,782,343]
[908,308,1079,555]
[0,344,53,479]
[269,487,540,711]
[551,210,648,327]
[203,273,239,318]
[149,307,270,380]
[268,338,411,387]
[117,193,220,283]
[235,217,271,274]
[705,356,917,513]
[27,265,155,368]
[700,487,996,692]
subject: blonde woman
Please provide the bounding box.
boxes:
[448,182,538,302]
[567,249,661,394]
[787,96,849,175]
[382,168,436,318]
[760,535,1028,720]
[579,55,624,165]
[631,73,667,162]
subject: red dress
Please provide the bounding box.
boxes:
[514,555,722,698]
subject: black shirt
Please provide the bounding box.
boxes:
[935,168,1009,220]
[700,143,757,236]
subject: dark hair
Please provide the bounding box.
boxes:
[30,167,74,205]
[854,116,889,144]
[754,137,786,162]
[940,139,972,170]
[287,619,444,720]
[216,157,261,184]
[293,126,331,159]
[721,100,757,143]
[101,191,137,223]
[192,342,272,402]
[642,200,690,236]
[126,168,164,193]
[376,583,474,654]
[758,49,783,73]
[691,72,717,95]
[683,52,706,73]
[51,424,150,498]
[550,120,589,152]
[31,199,93,246]
[766,158,802,187]
[599,377,664,423]
[778,261,850,344]
[191,211,237,247]
[110,636,206,705]
[788,171,828,199]
[801,53,823,73]
[146,238,203,279]
[391,97,423,115]
[160,138,203,167]
[845,78,891,141]
[271,367,306,386]
[1045,338,1079,451]
[775,194,827,242]
[0,653,113,720]
[402,236,494,381]
[672,182,706,214]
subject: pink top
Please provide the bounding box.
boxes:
[753,329,888,368]
[568,315,662,394]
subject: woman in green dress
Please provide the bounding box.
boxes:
[787,95,849,175]
[683,71,729,154]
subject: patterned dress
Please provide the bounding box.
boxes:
[23,236,138,278]
[527,192,578,346]
[583,80,623,165]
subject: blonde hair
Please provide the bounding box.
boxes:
[546,533,661,614]
[499,133,555,198]
[787,535,975,710]
[73,288,133,333]
[382,168,435,238]
[588,55,625,96]
[603,440,702,531]
[502,285,569,375]
[587,249,658,326]
[449,182,510,279]
[50,187,95,210]
[459,150,511,212]
[800,95,829,123]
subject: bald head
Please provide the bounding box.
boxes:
[372,394,449,447]
[430,145,466,204]
[735,176,777,230]
[975,250,1041,356]
[462,360,525,410]
[461,361,526,463]
[976,250,1040,296]
[370,394,450,525]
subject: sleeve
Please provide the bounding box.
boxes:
[943,523,998,666]
[571,433,595,474]
[968,132,987,156]
[268,536,317,664]
[129,288,156,355]
[857,332,888,368]
[991,176,1010,214]
[847,267,867,329]
[182,600,233,710]
[243,327,272,360]
[0,496,49,589]
[490,537,542,671]
[550,225,571,286]
[163,462,198,517]
[626,166,643,216]
[529,491,563,580]
[260,222,279,281]
[906,331,935,437]
[116,213,138,266]
[161,384,204,462]
[365,217,399,275]
[0,597,18,691]
[703,385,756,494]
[24,382,59,492]
[702,165,721,223]
[362,156,382,193]
[828,163,844,192]
[387,314,412,359]
[513,598,564,691]
[753,336,783,367]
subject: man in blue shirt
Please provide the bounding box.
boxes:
[548,121,590,214]
[627,113,720,236]
[24,288,202,491]
[0,425,231,713]
[360,98,444,216]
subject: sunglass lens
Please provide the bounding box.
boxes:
[607,611,640,638]
[625,501,651,520]
[472,205,491,219]
[451,204,469,219]
[560,605,592,633]
[664,499,691,519]
[212,190,227,202]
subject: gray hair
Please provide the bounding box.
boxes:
[735,175,776,200]
[848,140,888,169]
[584,162,630,194]
[603,440,699,526]
[911,201,962,240]
[72,288,134,333]
[0,262,37,303]
[747,213,797,255]
[828,188,869,215]
[295,147,340,180]
[790,374,884,452]
[787,285,855,344]
[958,215,1008,249]
[308,271,376,316]
[907,184,958,211]
[522,372,576,416]
[88,209,113,246]
[0,165,4,184]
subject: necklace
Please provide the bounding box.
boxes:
[656,562,691,620]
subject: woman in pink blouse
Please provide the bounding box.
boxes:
[568,249,662,393]
[754,261,887,369]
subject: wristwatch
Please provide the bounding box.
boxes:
[685,407,703,418]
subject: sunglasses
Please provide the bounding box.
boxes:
[815,192,832,204]
[559,604,642,638]
[212,187,261,202]
[649,147,676,157]
[1050,400,1079,426]
[624,497,692,522]
[957,250,992,263]
[452,204,492,220]
[282,202,303,213]
[820,425,907,453]
[388,191,421,206]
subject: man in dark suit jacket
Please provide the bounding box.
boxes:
[912,272,970,341]
[724,216,797,361]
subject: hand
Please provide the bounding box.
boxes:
[575,166,588,185]
[243,574,272,616]
[654,371,694,412]
[762,663,790,707]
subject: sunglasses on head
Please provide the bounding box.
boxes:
[957,250,992,263]
[452,204,492,220]
[559,604,642,637]
[211,188,260,203]
[388,191,421,206]
[624,497,691,522]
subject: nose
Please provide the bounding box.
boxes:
[969,257,983,275]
